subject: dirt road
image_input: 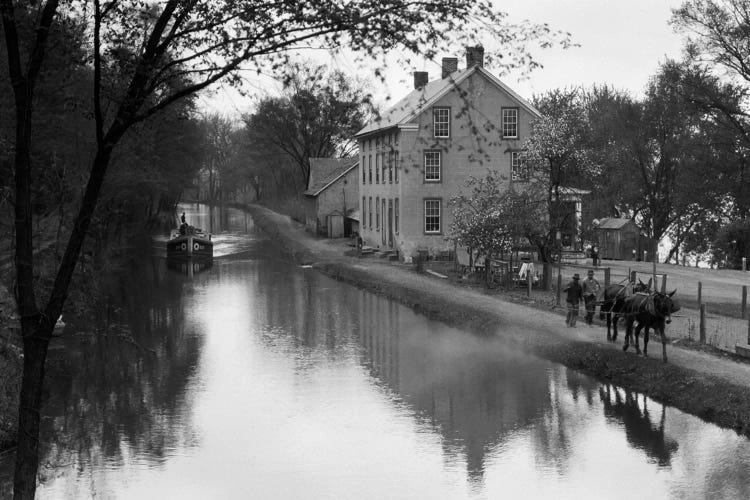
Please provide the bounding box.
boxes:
[246,204,750,436]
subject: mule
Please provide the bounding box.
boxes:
[622,290,680,363]
[599,278,651,342]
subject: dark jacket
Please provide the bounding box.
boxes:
[563,280,583,304]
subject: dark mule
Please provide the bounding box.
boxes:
[622,290,680,362]
[599,278,651,342]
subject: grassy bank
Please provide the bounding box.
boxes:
[247,204,750,438]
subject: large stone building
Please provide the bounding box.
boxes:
[355,47,541,261]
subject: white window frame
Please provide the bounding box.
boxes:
[424,199,441,234]
[502,107,518,139]
[511,151,528,181]
[424,150,441,182]
[433,107,450,138]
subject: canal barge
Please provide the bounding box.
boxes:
[167,225,213,259]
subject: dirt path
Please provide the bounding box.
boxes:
[246,204,750,436]
[248,205,750,386]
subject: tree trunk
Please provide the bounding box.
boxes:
[13,321,52,500]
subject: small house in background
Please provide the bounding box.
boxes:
[593,218,655,261]
[304,157,359,238]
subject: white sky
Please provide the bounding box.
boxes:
[197,0,687,117]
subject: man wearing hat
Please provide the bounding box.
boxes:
[582,269,601,326]
[563,273,584,327]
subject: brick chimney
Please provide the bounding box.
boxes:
[413,71,428,89]
[466,46,485,68]
[441,57,458,79]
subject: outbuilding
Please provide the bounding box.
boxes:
[593,218,655,261]
[304,158,359,238]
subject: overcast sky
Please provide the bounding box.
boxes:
[198,0,687,116]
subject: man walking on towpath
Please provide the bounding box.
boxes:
[582,269,601,326]
[563,273,583,327]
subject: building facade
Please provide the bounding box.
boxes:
[355,47,541,261]
[304,158,359,238]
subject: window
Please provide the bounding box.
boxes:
[511,151,528,181]
[424,199,441,234]
[502,108,518,138]
[395,198,399,234]
[433,107,450,138]
[368,197,372,228]
[376,196,380,230]
[394,132,399,145]
[381,152,386,182]
[362,196,366,225]
[362,156,365,184]
[382,198,387,245]
[368,155,372,183]
[395,151,399,183]
[388,151,393,183]
[375,154,380,183]
[424,151,441,181]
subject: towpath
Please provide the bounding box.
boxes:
[248,205,750,391]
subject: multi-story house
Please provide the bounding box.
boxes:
[355,46,542,261]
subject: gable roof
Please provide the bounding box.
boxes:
[356,65,541,137]
[595,218,638,230]
[304,157,358,197]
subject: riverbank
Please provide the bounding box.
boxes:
[245,203,750,438]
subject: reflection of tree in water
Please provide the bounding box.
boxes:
[36,256,203,488]
[250,263,579,486]
[355,292,577,488]
[599,384,678,466]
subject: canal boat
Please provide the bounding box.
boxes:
[167,225,213,259]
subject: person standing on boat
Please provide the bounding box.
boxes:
[179,212,188,235]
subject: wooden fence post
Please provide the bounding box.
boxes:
[742,285,747,320]
[698,281,702,305]
[630,270,637,284]
[700,304,706,344]
[747,316,750,345]
[743,257,747,272]
[661,274,667,293]
[557,273,562,306]
[527,273,532,297]
[604,267,610,288]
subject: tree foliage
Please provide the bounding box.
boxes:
[2,0,570,495]
[242,61,374,190]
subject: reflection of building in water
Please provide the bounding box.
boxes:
[356,295,572,486]
[599,384,678,466]
[166,257,213,277]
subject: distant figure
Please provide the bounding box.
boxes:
[563,273,583,327]
[582,269,601,326]
[179,212,188,235]
[180,212,186,224]
[591,244,599,267]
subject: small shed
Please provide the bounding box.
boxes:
[593,218,655,261]
[304,157,359,238]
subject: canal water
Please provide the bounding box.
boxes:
[2,204,750,499]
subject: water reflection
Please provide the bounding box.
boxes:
[166,257,213,277]
[599,384,678,466]
[3,206,750,499]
